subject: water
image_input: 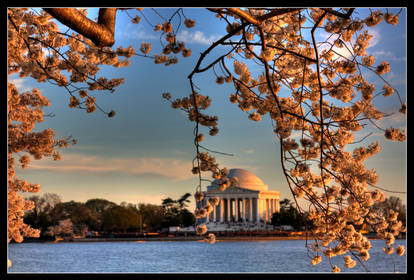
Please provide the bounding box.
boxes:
[8,239,406,273]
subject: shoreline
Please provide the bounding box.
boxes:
[20,235,389,243]
[72,236,312,242]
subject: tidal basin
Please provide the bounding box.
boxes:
[8,239,406,273]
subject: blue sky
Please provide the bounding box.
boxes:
[12,8,406,210]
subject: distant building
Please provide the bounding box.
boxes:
[200,168,280,228]
[168,226,180,233]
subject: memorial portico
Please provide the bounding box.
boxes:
[201,169,280,224]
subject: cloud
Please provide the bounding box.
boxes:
[245,149,255,154]
[117,28,159,41]
[317,33,352,61]
[117,27,221,46]
[366,28,380,49]
[25,153,194,181]
[378,111,406,127]
[318,27,382,61]
[382,71,407,86]
[9,77,31,92]
[176,30,221,45]
[370,50,406,62]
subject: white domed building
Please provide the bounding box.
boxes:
[201,168,280,226]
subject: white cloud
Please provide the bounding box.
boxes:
[117,27,221,46]
[25,153,194,181]
[366,28,380,49]
[317,27,382,61]
[117,27,227,47]
[117,29,159,41]
[176,30,221,45]
[382,71,406,86]
[318,32,352,61]
[9,77,31,92]
[371,50,393,57]
[371,50,406,62]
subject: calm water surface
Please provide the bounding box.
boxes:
[8,239,406,273]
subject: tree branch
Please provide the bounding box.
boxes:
[208,8,302,26]
[43,8,117,47]
[320,8,355,19]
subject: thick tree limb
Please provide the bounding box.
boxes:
[320,8,355,19]
[43,8,117,47]
[208,8,302,26]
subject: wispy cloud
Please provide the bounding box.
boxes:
[382,71,406,86]
[245,149,255,154]
[371,50,406,62]
[25,153,193,181]
[117,28,159,41]
[9,77,31,92]
[176,30,221,45]
[117,27,224,46]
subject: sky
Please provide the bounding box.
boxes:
[11,8,407,211]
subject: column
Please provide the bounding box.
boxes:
[256,198,260,222]
[220,199,224,223]
[260,198,263,221]
[262,198,265,221]
[268,198,272,221]
[213,202,216,222]
[239,198,243,221]
[269,199,271,221]
[267,198,272,221]
[227,198,231,222]
[242,198,246,221]
[235,198,239,222]
[268,199,271,221]
[206,199,210,223]
[249,198,253,221]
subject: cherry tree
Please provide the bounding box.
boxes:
[45,218,73,238]
[8,7,406,272]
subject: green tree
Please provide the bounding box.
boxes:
[85,198,117,214]
[271,198,308,230]
[137,203,165,232]
[101,205,140,232]
[279,198,294,211]
[161,193,194,228]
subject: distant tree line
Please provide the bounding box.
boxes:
[23,192,195,238]
[271,197,406,233]
[24,193,405,238]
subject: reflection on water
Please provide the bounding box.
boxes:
[8,239,406,273]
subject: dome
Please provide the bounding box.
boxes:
[207,168,269,192]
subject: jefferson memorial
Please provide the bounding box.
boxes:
[201,168,280,226]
